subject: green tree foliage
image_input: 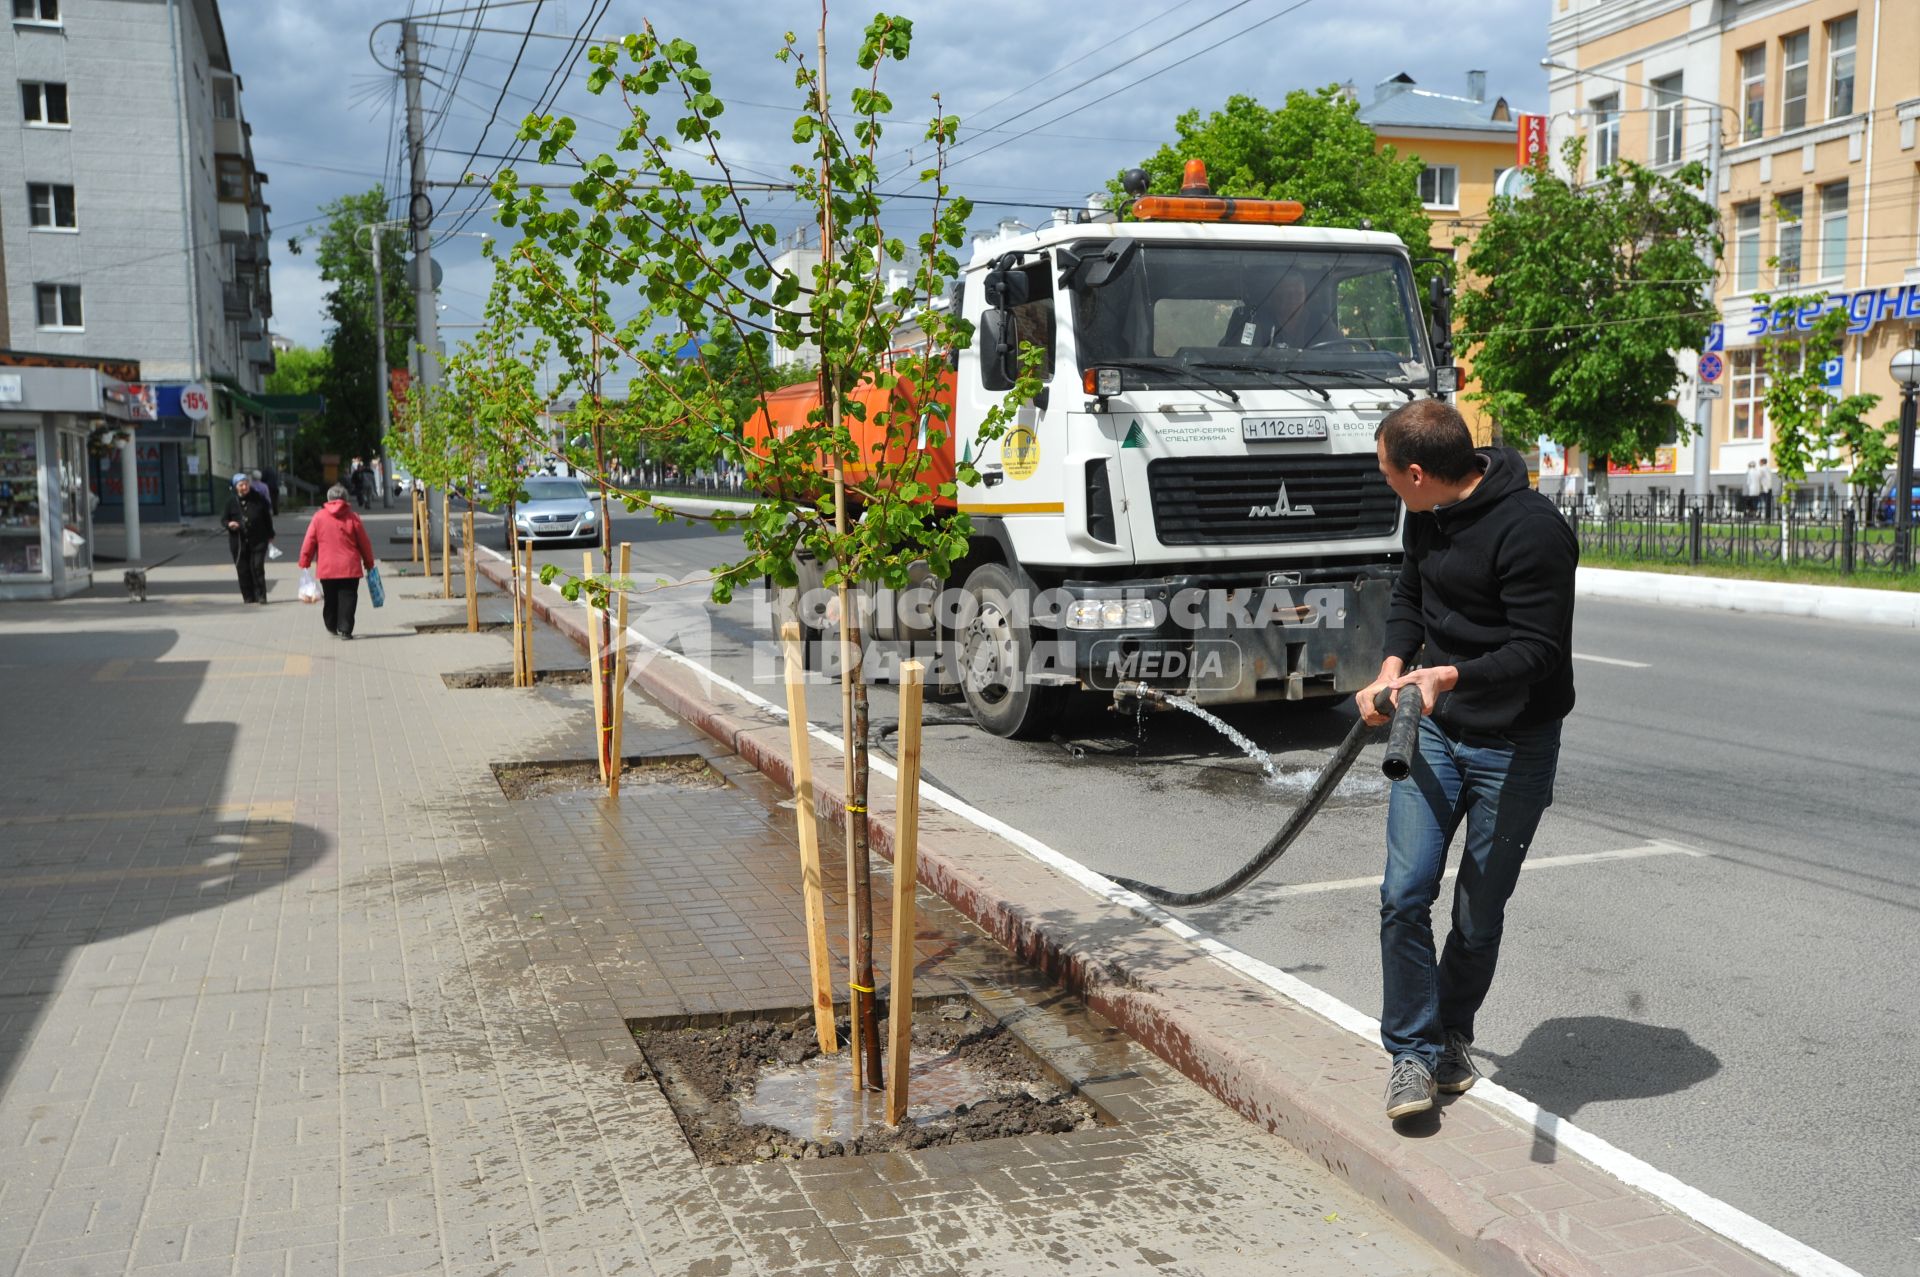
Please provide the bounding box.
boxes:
[1751,292,1887,498]
[309,188,414,478]
[1456,140,1720,477]
[263,344,329,398]
[1118,89,1432,257]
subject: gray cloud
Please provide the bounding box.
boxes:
[225,0,1548,351]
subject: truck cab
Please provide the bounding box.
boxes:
[942,193,1442,737]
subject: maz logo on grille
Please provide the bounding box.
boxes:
[1247,482,1317,519]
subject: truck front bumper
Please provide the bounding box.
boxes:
[1043,569,1394,705]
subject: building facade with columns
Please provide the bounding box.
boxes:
[1544,0,1920,502]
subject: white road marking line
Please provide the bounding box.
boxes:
[482,541,1859,1277]
[1262,840,1705,898]
[1572,650,1651,668]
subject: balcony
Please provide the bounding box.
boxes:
[217,201,250,242]
[214,117,245,157]
[223,283,250,318]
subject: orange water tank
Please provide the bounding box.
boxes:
[744,368,959,509]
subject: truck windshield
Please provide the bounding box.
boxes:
[1071,245,1427,391]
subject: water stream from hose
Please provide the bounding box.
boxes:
[1125,684,1277,780]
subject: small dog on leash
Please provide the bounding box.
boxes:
[123,568,148,602]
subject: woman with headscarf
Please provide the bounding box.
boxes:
[298,484,376,639]
[222,473,276,604]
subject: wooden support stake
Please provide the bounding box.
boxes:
[520,537,536,686]
[583,551,608,784]
[441,492,451,597]
[783,623,839,1054]
[609,542,630,797]
[410,493,421,566]
[463,508,478,632]
[884,660,925,1126]
[422,493,433,579]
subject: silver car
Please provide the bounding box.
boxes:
[505,476,602,549]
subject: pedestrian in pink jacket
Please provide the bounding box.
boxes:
[298,485,376,639]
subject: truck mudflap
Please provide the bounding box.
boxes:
[1056,573,1393,705]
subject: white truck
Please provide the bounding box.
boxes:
[781,165,1452,739]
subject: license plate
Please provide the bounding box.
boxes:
[1242,415,1329,442]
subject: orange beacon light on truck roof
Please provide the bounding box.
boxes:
[1133,159,1304,225]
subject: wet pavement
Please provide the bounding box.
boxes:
[0,513,1460,1276]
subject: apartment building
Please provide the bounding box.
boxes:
[1357,70,1533,446]
[1544,0,1920,499]
[3,0,274,525]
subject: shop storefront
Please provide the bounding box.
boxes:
[0,352,140,601]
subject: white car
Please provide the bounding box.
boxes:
[506,476,602,549]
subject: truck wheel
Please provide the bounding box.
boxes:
[958,563,1064,739]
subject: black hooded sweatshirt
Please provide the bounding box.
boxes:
[1382,446,1578,734]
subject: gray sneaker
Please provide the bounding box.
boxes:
[1384,1055,1436,1119]
[1436,1030,1481,1094]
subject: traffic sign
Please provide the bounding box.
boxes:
[1696,383,1723,400]
[1822,356,1844,388]
[1697,352,1724,383]
[1704,322,1724,353]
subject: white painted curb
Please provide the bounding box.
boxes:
[1578,566,1920,629]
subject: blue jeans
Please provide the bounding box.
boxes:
[1380,715,1562,1070]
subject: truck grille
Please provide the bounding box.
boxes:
[1146,456,1399,545]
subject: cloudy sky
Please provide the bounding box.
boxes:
[227,0,1552,358]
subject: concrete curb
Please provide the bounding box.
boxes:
[473,547,1795,1277]
[1578,565,1920,628]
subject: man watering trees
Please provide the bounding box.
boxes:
[1356,400,1579,1123]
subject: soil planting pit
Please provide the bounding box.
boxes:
[492,753,725,800]
[411,620,512,634]
[628,997,1107,1165]
[442,668,589,690]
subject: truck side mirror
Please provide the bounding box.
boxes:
[978,309,1019,391]
[1066,237,1138,291]
[983,268,1030,310]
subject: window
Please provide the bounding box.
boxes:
[1819,181,1849,280]
[1651,74,1684,166]
[34,283,81,329]
[1417,164,1458,209]
[1826,15,1856,118]
[20,80,67,125]
[1591,94,1619,172]
[1730,348,1765,441]
[216,157,249,202]
[1739,47,1766,141]
[11,0,59,21]
[1775,191,1803,285]
[212,78,236,120]
[1734,202,1761,291]
[26,182,75,229]
[1781,31,1809,132]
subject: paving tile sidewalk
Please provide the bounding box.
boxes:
[0,514,1459,1276]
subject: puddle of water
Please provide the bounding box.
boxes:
[737,1050,1001,1142]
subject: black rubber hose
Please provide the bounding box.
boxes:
[1381,684,1424,781]
[1106,686,1418,909]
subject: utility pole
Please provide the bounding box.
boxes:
[401,21,441,393]
[1691,118,1721,504]
[371,227,393,509]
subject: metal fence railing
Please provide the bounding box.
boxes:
[1550,493,1916,576]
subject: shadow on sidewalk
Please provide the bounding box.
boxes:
[1482,1015,1721,1163]
[0,628,330,1096]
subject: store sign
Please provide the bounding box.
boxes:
[0,374,21,404]
[94,447,163,506]
[1517,114,1548,169]
[1729,282,1920,344]
[178,383,212,420]
[1608,447,1679,476]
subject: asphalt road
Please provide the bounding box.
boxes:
[507,509,1917,1275]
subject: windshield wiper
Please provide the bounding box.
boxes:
[1099,358,1241,405]
[1189,360,1331,403]
[1290,366,1417,400]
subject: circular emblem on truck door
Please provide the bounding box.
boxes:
[1002,427,1039,480]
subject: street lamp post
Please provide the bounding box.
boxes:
[356,217,408,509]
[1542,58,1731,504]
[1892,346,1920,572]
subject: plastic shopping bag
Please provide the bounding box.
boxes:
[366,565,386,609]
[298,568,321,604]
[266,543,284,561]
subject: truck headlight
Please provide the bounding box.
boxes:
[1066,598,1157,630]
